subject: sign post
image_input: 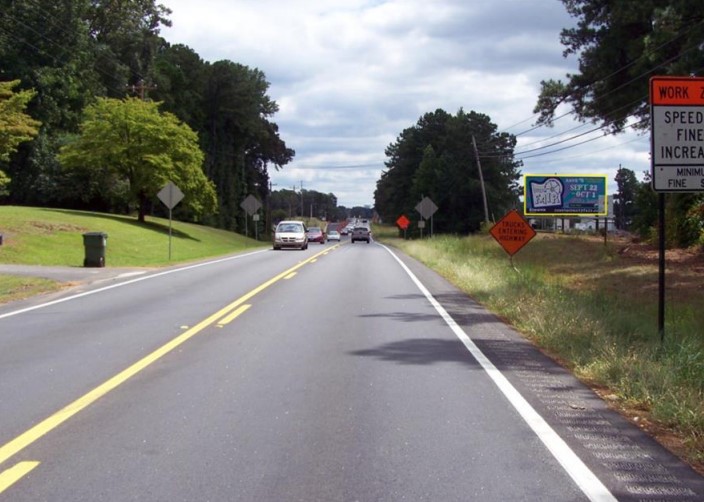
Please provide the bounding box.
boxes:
[157,181,184,260]
[650,76,704,342]
[240,195,263,240]
[415,196,438,237]
[396,214,410,239]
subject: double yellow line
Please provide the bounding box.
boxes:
[0,245,337,493]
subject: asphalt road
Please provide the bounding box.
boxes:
[0,242,702,501]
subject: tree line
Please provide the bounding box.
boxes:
[0,0,295,232]
[375,109,521,234]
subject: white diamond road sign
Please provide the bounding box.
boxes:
[240,194,262,215]
[415,196,438,219]
[157,181,184,210]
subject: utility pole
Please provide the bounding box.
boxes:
[300,180,304,217]
[472,135,490,225]
[267,181,277,237]
[127,79,157,100]
[291,185,297,217]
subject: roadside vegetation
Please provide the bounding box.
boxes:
[0,206,267,302]
[375,224,704,471]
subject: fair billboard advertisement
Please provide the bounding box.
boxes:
[524,175,607,216]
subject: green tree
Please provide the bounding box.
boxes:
[200,61,293,231]
[411,145,441,205]
[375,109,521,233]
[632,173,659,240]
[536,0,704,247]
[58,97,216,222]
[152,43,207,126]
[0,0,171,206]
[613,167,639,230]
[0,80,41,161]
[534,0,704,130]
[87,0,172,98]
[0,80,41,195]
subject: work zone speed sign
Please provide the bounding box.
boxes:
[651,76,704,192]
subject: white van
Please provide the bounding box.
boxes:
[273,220,308,250]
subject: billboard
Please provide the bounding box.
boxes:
[524,175,607,216]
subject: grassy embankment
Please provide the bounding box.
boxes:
[0,206,267,302]
[374,223,704,470]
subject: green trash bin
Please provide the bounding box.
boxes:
[83,232,108,267]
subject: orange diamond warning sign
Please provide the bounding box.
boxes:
[489,209,536,256]
[396,214,410,230]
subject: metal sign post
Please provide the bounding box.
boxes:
[396,215,410,239]
[415,197,438,238]
[650,76,704,342]
[157,181,184,260]
[240,195,263,239]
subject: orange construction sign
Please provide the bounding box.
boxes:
[650,77,704,106]
[489,209,536,256]
[396,214,410,230]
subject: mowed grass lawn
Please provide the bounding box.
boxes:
[0,206,267,301]
[375,224,704,473]
[0,206,267,267]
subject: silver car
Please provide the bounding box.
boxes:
[273,221,308,250]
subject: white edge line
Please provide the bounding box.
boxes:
[380,243,616,502]
[0,249,269,320]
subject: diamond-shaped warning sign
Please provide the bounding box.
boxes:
[489,209,536,256]
[240,194,262,215]
[396,214,410,230]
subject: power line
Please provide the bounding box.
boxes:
[0,5,150,96]
[515,118,648,161]
[530,134,648,166]
[283,162,385,170]
[495,16,704,139]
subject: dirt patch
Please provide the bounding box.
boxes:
[27,221,88,234]
[615,238,704,300]
[617,238,704,266]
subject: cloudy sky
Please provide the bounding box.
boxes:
[161,0,650,209]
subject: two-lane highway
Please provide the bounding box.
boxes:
[1,241,702,500]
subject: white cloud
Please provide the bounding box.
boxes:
[162,0,651,208]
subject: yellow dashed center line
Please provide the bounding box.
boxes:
[216,304,251,327]
[0,245,337,492]
[0,462,40,493]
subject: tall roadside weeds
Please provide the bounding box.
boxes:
[379,230,704,468]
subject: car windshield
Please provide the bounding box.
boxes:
[308,228,321,233]
[278,223,302,232]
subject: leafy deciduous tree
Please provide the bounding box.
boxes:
[0,80,41,161]
[0,80,41,195]
[58,97,216,222]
